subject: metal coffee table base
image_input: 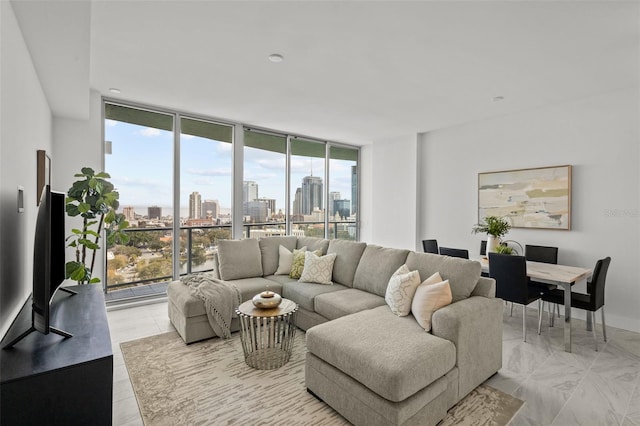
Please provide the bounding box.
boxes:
[237,300,298,370]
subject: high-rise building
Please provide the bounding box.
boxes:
[334,199,350,220]
[292,188,302,215]
[257,198,276,218]
[123,206,136,222]
[243,181,258,203]
[243,181,259,215]
[328,191,341,216]
[148,206,162,220]
[189,191,202,219]
[245,200,268,223]
[202,199,220,219]
[351,165,357,215]
[301,175,323,215]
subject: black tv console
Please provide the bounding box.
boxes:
[0,285,113,425]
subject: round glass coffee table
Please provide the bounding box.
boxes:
[236,298,298,370]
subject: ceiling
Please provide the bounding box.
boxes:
[11,1,639,145]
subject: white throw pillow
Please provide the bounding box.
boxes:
[274,245,306,275]
[298,251,337,285]
[411,272,453,331]
[385,264,421,317]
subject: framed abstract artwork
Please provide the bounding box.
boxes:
[478,165,572,230]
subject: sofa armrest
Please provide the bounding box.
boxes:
[471,277,495,298]
[431,296,503,400]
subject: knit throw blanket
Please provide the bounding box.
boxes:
[181,273,241,339]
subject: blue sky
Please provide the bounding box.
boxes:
[105,120,355,217]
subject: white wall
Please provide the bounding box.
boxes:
[418,88,640,332]
[52,90,104,284]
[0,1,53,339]
[360,135,418,249]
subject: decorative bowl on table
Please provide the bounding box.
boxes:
[252,291,282,309]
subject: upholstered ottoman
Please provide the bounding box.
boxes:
[305,305,459,426]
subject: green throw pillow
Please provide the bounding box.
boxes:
[290,249,321,279]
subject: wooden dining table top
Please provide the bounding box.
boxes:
[479,257,592,284]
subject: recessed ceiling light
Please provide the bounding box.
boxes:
[492,96,505,102]
[109,88,121,94]
[268,54,284,63]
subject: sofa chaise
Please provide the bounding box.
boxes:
[167,236,503,426]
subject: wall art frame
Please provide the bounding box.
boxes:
[36,149,51,205]
[478,165,572,230]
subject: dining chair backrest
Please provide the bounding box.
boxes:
[422,239,439,254]
[525,245,558,264]
[439,247,469,259]
[588,257,611,310]
[488,253,529,304]
[480,240,487,256]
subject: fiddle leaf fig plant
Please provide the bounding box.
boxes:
[65,167,129,284]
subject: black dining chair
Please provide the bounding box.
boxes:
[538,257,611,351]
[525,244,561,316]
[480,240,489,277]
[489,253,542,342]
[422,239,439,254]
[439,247,469,259]
[525,245,558,264]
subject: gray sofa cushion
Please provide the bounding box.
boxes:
[327,239,367,287]
[353,245,410,297]
[259,236,298,276]
[229,277,283,301]
[314,288,386,320]
[217,239,263,280]
[405,252,481,302]
[297,237,329,255]
[263,274,299,286]
[282,281,348,311]
[306,305,456,402]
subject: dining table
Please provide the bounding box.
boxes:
[479,258,592,353]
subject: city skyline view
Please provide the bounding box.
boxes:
[105,118,357,220]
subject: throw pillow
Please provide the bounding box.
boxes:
[275,245,306,275]
[298,252,337,285]
[217,238,263,280]
[411,272,453,332]
[385,264,421,316]
[290,249,320,279]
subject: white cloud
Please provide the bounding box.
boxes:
[216,143,233,153]
[105,119,118,127]
[187,167,232,177]
[139,127,162,137]
[255,158,286,170]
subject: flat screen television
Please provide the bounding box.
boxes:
[3,184,74,349]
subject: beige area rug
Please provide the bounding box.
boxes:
[121,331,523,426]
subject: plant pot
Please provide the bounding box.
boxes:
[487,235,501,254]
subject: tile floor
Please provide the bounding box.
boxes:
[108,301,640,425]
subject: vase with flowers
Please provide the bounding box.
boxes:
[472,216,511,255]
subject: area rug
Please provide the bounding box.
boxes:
[121,331,523,425]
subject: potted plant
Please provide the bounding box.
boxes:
[495,244,514,255]
[65,167,129,284]
[472,215,511,255]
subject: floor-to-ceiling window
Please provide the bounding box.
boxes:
[104,103,175,294]
[103,100,359,300]
[290,138,326,238]
[179,117,233,274]
[328,145,358,240]
[242,129,287,238]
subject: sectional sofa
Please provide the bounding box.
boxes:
[167,236,503,426]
